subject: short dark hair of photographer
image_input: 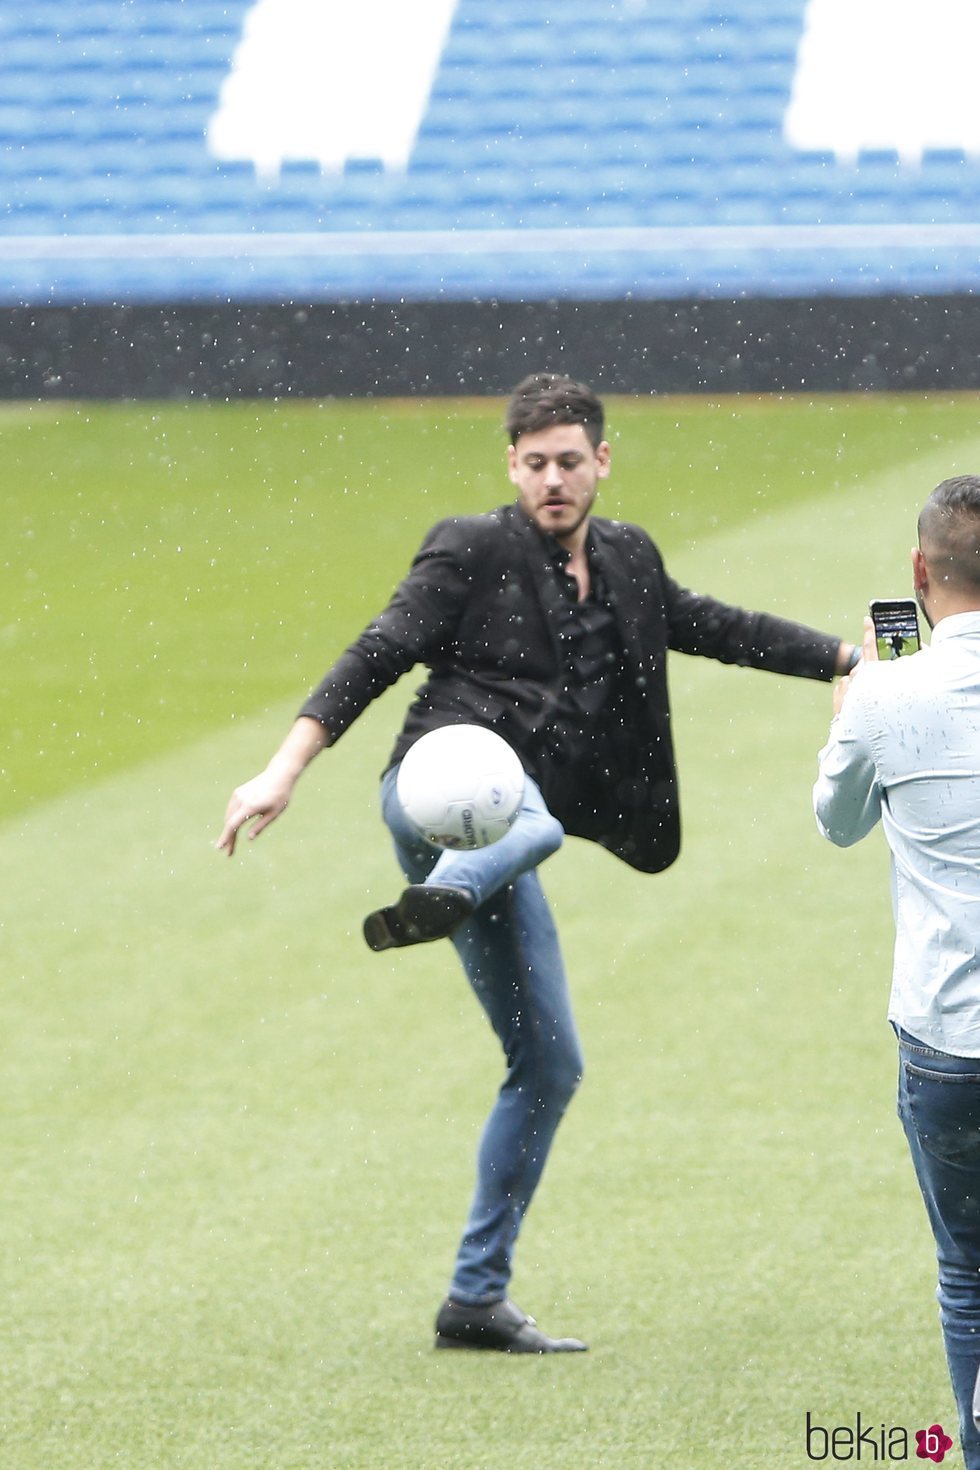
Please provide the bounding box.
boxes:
[505,373,605,449]
[918,475,980,594]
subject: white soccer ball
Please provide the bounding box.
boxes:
[396,724,526,850]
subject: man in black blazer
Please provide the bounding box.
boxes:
[218,374,856,1354]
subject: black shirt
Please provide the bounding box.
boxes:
[531,532,630,839]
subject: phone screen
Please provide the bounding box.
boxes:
[869,599,921,660]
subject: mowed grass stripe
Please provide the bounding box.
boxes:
[6,392,980,816]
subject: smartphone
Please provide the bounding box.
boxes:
[869,598,921,660]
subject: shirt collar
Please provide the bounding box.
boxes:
[929,610,980,646]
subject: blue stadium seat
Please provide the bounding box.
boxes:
[917,149,980,210]
[3,0,980,302]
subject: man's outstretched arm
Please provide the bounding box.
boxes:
[663,572,856,680]
[216,715,330,857]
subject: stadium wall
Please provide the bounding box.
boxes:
[1,295,978,401]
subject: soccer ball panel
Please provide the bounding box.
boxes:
[396,725,525,849]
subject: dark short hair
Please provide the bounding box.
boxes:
[919,475,980,591]
[505,373,605,448]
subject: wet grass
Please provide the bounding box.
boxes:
[6,390,980,815]
[4,391,980,1468]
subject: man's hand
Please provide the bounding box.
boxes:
[832,616,877,717]
[217,770,295,856]
[215,716,329,857]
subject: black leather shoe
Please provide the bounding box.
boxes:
[433,1297,588,1353]
[363,884,475,952]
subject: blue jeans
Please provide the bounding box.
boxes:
[380,765,584,1304]
[896,1026,980,1470]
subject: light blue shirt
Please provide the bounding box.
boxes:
[813,611,980,1055]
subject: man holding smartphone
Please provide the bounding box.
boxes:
[814,475,980,1469]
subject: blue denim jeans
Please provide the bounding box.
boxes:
[896,1026,980,1470]
[380,765,585,1304]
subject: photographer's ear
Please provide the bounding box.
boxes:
[912,546,929,596]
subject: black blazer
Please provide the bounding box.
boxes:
[300,503,840,874]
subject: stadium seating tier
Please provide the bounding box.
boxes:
[1,0,979,302]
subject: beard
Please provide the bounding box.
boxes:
[555,504,591,541]
[538,492,596,544]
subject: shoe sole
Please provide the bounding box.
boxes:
[433,1331,587,1353]
[362,909,401,951]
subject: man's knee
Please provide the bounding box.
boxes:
[538,1036,584,1107]
[527,810,564,865]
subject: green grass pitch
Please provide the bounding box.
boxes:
[4,391,980,1468]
